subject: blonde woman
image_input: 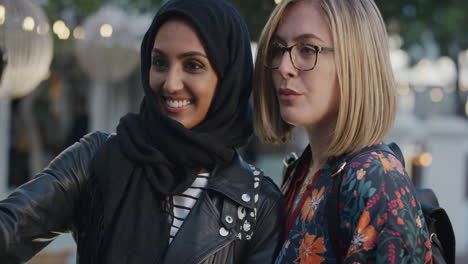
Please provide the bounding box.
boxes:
[253,0,432,263]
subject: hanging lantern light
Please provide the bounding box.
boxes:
[75,6,150,132]
[0,0,53,99]
[75,6,142,83]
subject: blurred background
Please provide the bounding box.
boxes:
[0,0,467,263]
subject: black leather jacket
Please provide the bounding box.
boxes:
[0,132,285,264]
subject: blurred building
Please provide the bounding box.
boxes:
[387,37,468,259]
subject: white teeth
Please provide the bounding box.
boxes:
[166,99,191,108]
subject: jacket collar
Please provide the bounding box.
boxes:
[206,152,257,209]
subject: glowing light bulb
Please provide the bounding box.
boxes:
[73,26,84,39]
[22,16,35,31]
[429,88,444,103]
[100,24,113,38]
[0,5,5,25]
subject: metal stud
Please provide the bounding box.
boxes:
[242,193,251,202]
[219,227,229,237]
[225,215,233,224]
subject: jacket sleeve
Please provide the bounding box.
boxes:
[245,177,285,264]
[0,131,109,263]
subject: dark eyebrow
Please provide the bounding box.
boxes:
[152,48,208,59]
[273,33,325,44]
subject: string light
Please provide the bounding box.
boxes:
[460,80,468,92]
[73,26,84,39]
[100,24,113,38]
[429,87,444,103]
[0,5,5,25]
[22,16,35,31]
[36,22,49,35]
[419,153,433,167]
[57,27,70,40]
[413,153,433,167]
[52,20,66,35]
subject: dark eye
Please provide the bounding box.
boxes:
[151,56,169,71]
[298,44,317,58]
[184,60,205,72]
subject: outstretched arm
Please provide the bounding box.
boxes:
[0,132,109,262]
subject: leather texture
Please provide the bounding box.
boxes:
[0,131,285,264]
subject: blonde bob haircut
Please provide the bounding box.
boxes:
[253,0,397,158]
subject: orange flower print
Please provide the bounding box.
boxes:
[377,213,388,226]
[424,238,432,249]
[376,153,393,174]
[348,210,378,255]
[356,168,366,180]
[424,251,432,264]
[394,191,401,199]
[297,233,326,264]
[423,237,433,264]
[416,216,422,228]
[388,154,405,175]
[400,187,406,195]
[301,186,326,222]
[397,199,404,209]
[393,191,404,209]
[397,217,404,225]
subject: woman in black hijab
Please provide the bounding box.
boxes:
[0,0,284,263]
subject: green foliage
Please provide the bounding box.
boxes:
[377,0,468,56]
[40,0,468,56]
[228,0,276,41]
[43,0,107,23]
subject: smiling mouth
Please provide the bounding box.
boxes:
[162,96,193,112]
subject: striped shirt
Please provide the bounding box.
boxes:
[169,172,209,244]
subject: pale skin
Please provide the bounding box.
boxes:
[272,0,340,176]
[150,18,218,173]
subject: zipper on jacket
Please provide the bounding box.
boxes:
[195,238,236,264]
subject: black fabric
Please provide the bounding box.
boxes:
[81,0,254,263]
[418,197,456,264]
[327,168,344,264]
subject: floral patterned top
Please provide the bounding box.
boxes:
[275,148,432,264]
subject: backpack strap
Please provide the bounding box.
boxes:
[418,191,456,264]
[280,152,299,193]
[327,143,402,264]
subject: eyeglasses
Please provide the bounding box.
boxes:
[265,42,334,71]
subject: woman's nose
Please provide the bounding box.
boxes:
[163,67,184,93]
[277,52,298,80]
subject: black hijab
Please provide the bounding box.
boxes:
[79,0,253,263]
